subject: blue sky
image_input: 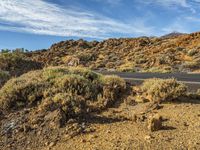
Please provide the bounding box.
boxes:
[0,0,200,50]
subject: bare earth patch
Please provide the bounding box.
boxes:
[1,99,200,150]
[50,102,200,150]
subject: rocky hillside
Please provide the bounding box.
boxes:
[28,31,200,73]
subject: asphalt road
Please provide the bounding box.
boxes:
[99,72,200,92]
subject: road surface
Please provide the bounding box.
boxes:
[99,72,200,92]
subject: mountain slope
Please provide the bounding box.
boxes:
[29,31,200,73]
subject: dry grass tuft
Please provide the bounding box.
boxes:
[137,78,187,103]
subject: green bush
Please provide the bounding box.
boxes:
[0,70,45,109]
[0,67,126,119]
[138,78,187,102]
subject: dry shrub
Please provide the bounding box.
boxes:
[138,78,187,102]
[0,70,10,88]
[97,75,126,108]
[51,93,87,118]
[105,62,115,69]
[117,62,135,72]
[143,66,172,73]
[0,67,126,120]
[0,70,45,109]
[77,52,96,62]
[62,55,79,66]
[187,49,199,56]
[197,89,200,95]
[0,51,41,76]
[182,61,200,69]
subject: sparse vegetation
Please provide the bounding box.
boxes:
[0,67,126,119]
[137,78,187,102]
[97,75,126,107]
[28,32,200,72]
[0,49,42,76]
[143,66,172,73]
[117,62,135,72]
[1,32,200,150]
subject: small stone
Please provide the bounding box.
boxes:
[45,142,49,146]
[37,131,42,135]
[165,137,173,142]
[183,122,189,127]
[81,139,86,143]
[49,142,56,147]
[44,109,66,129]
[137,115,146,122]
[148,114,163,132]
[89,134,98,140]
[23,125,31,133]
[67,119,76,124]
[106,130,111,134]
[84,127,95,133]
[144,135,152,140]
[131,114,137,122]
[64,134,71,139]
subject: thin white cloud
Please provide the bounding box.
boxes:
[161,18,190,34]
[141,0,186,7]
[0,0,153,38]
[92,0,122,6]
[141,0,196,13]
[185,16,200,22]
[156,0,188,7]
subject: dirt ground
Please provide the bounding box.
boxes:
[1,99,200,150]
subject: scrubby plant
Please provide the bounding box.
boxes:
[117,62,135,72]
[61,55,80,66]
[143,66,172,73]
[0,70,10,88]
[187,49,199,56]
[138,78,187,102]
[0,67,126,120]
[0,70,45,109]
[97,75,126,107]
[51,93,87,118]
[68,67,100,81]
[0,51,41,76]
[134,54,147,64]
[77,52,96,62]
[182,61,200,69]
[105,62,116,69]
